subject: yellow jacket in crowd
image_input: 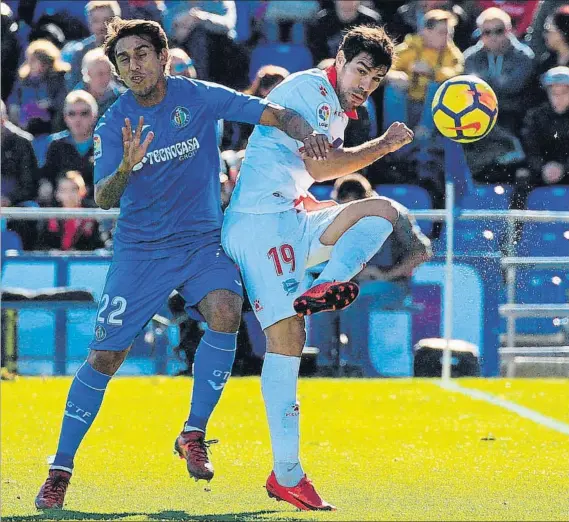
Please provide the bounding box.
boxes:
[392,34,464,102]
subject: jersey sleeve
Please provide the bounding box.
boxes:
[93,113,124,184]
[196,80,269,124]
[265,75,335,150]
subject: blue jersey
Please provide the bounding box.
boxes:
[94,76,268,259]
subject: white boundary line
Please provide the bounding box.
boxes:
[437,380,569,436]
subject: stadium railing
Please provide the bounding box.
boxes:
[3,206,569,377]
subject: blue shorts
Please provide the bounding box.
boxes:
[89,243,243,351]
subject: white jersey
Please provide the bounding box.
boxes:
[227,67,355,214]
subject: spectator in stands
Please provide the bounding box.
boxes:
[61,1,121,89]
[464,7,535,133]
[0,100,37,207]
[1,2,21,101]
[169,47,197,79]
[39,91,98,205]
[307,0,382,65]
[37,171,105,251]
[388,9,464,128]
[223,65,289,150]
[520,66,569,190]
[388,0,474,51]
[168,1,245,87]
[466,0,540,38]
[332,174,432,295]
[74,48,125,116]
[530,5,569,106]
[117,0,165,22]
[7,39,69,136]
[523,0,562,59]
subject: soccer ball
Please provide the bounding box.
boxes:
[431,75,498,143]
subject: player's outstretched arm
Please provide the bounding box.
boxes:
[94,117,154,209]
[259,103,330,160]
[304,122,414,182]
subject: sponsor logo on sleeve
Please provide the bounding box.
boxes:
[93,134,102,160]
[316,103,331,130]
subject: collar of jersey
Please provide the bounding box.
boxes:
[325,67,358,120]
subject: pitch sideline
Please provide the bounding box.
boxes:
[436,380,569,436]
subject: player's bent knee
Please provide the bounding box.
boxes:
[201,290,243,333]
[87,347,130,376]
[364,198,399,225]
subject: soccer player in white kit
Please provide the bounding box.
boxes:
[222,26,414,510]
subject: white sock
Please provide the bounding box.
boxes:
[261,352,304,487]
[314,216,393,284]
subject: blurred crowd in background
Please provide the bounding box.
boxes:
[1,0,568,252]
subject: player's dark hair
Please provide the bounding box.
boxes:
[104,17,169,71]
[333,174,375,202]
[339,25,395,70]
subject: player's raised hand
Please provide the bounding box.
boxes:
[120,116,154,172]
[301,131,330,161]
[382,122,414,154]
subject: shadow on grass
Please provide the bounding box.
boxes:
[3,509,290,522]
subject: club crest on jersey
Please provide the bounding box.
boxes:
[171,106,190,129]
[93,134,102,160]
[319,85,328,97]
[317,103,331,130]
[94,325,106,342]
[282,278,300,295]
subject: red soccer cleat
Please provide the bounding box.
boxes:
[265,471,336,511]
[174,430,218,482]
[35,469,71,509]
[293,281,359,317]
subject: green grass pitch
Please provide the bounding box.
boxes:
[2,377,568,521]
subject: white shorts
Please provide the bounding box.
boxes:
[222,205,346,329]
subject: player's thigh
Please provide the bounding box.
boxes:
[176,243,243,330]
[318,197,398,246]
[222,210,309,330]
[89,258,174,351]
[305,203,350,268]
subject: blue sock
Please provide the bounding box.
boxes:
[185,328,237,433]
[51,362,111,473]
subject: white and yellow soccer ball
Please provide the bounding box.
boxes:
[431,75,498,143]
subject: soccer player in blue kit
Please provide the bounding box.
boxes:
[35,17,330,510]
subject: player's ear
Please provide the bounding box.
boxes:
[336,51,346,69]
[159,48,169,68]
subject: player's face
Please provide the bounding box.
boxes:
[335,51,387,111]
[89,7,116,44]
[114,35,168,97]
[548,84,569,114]
[64,102,96,139]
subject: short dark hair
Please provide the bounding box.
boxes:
[338,25,395,70]
[333,174,375,202]
[103,17,168,71]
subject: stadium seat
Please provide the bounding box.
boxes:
[1,229,23,252]
[518,186,569,256]
[514,268,569,335]
[375,184,433,236]
[454,184,513,254]
[309,184,333,200]
[527,185,569,211]
[249,43,313,83]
